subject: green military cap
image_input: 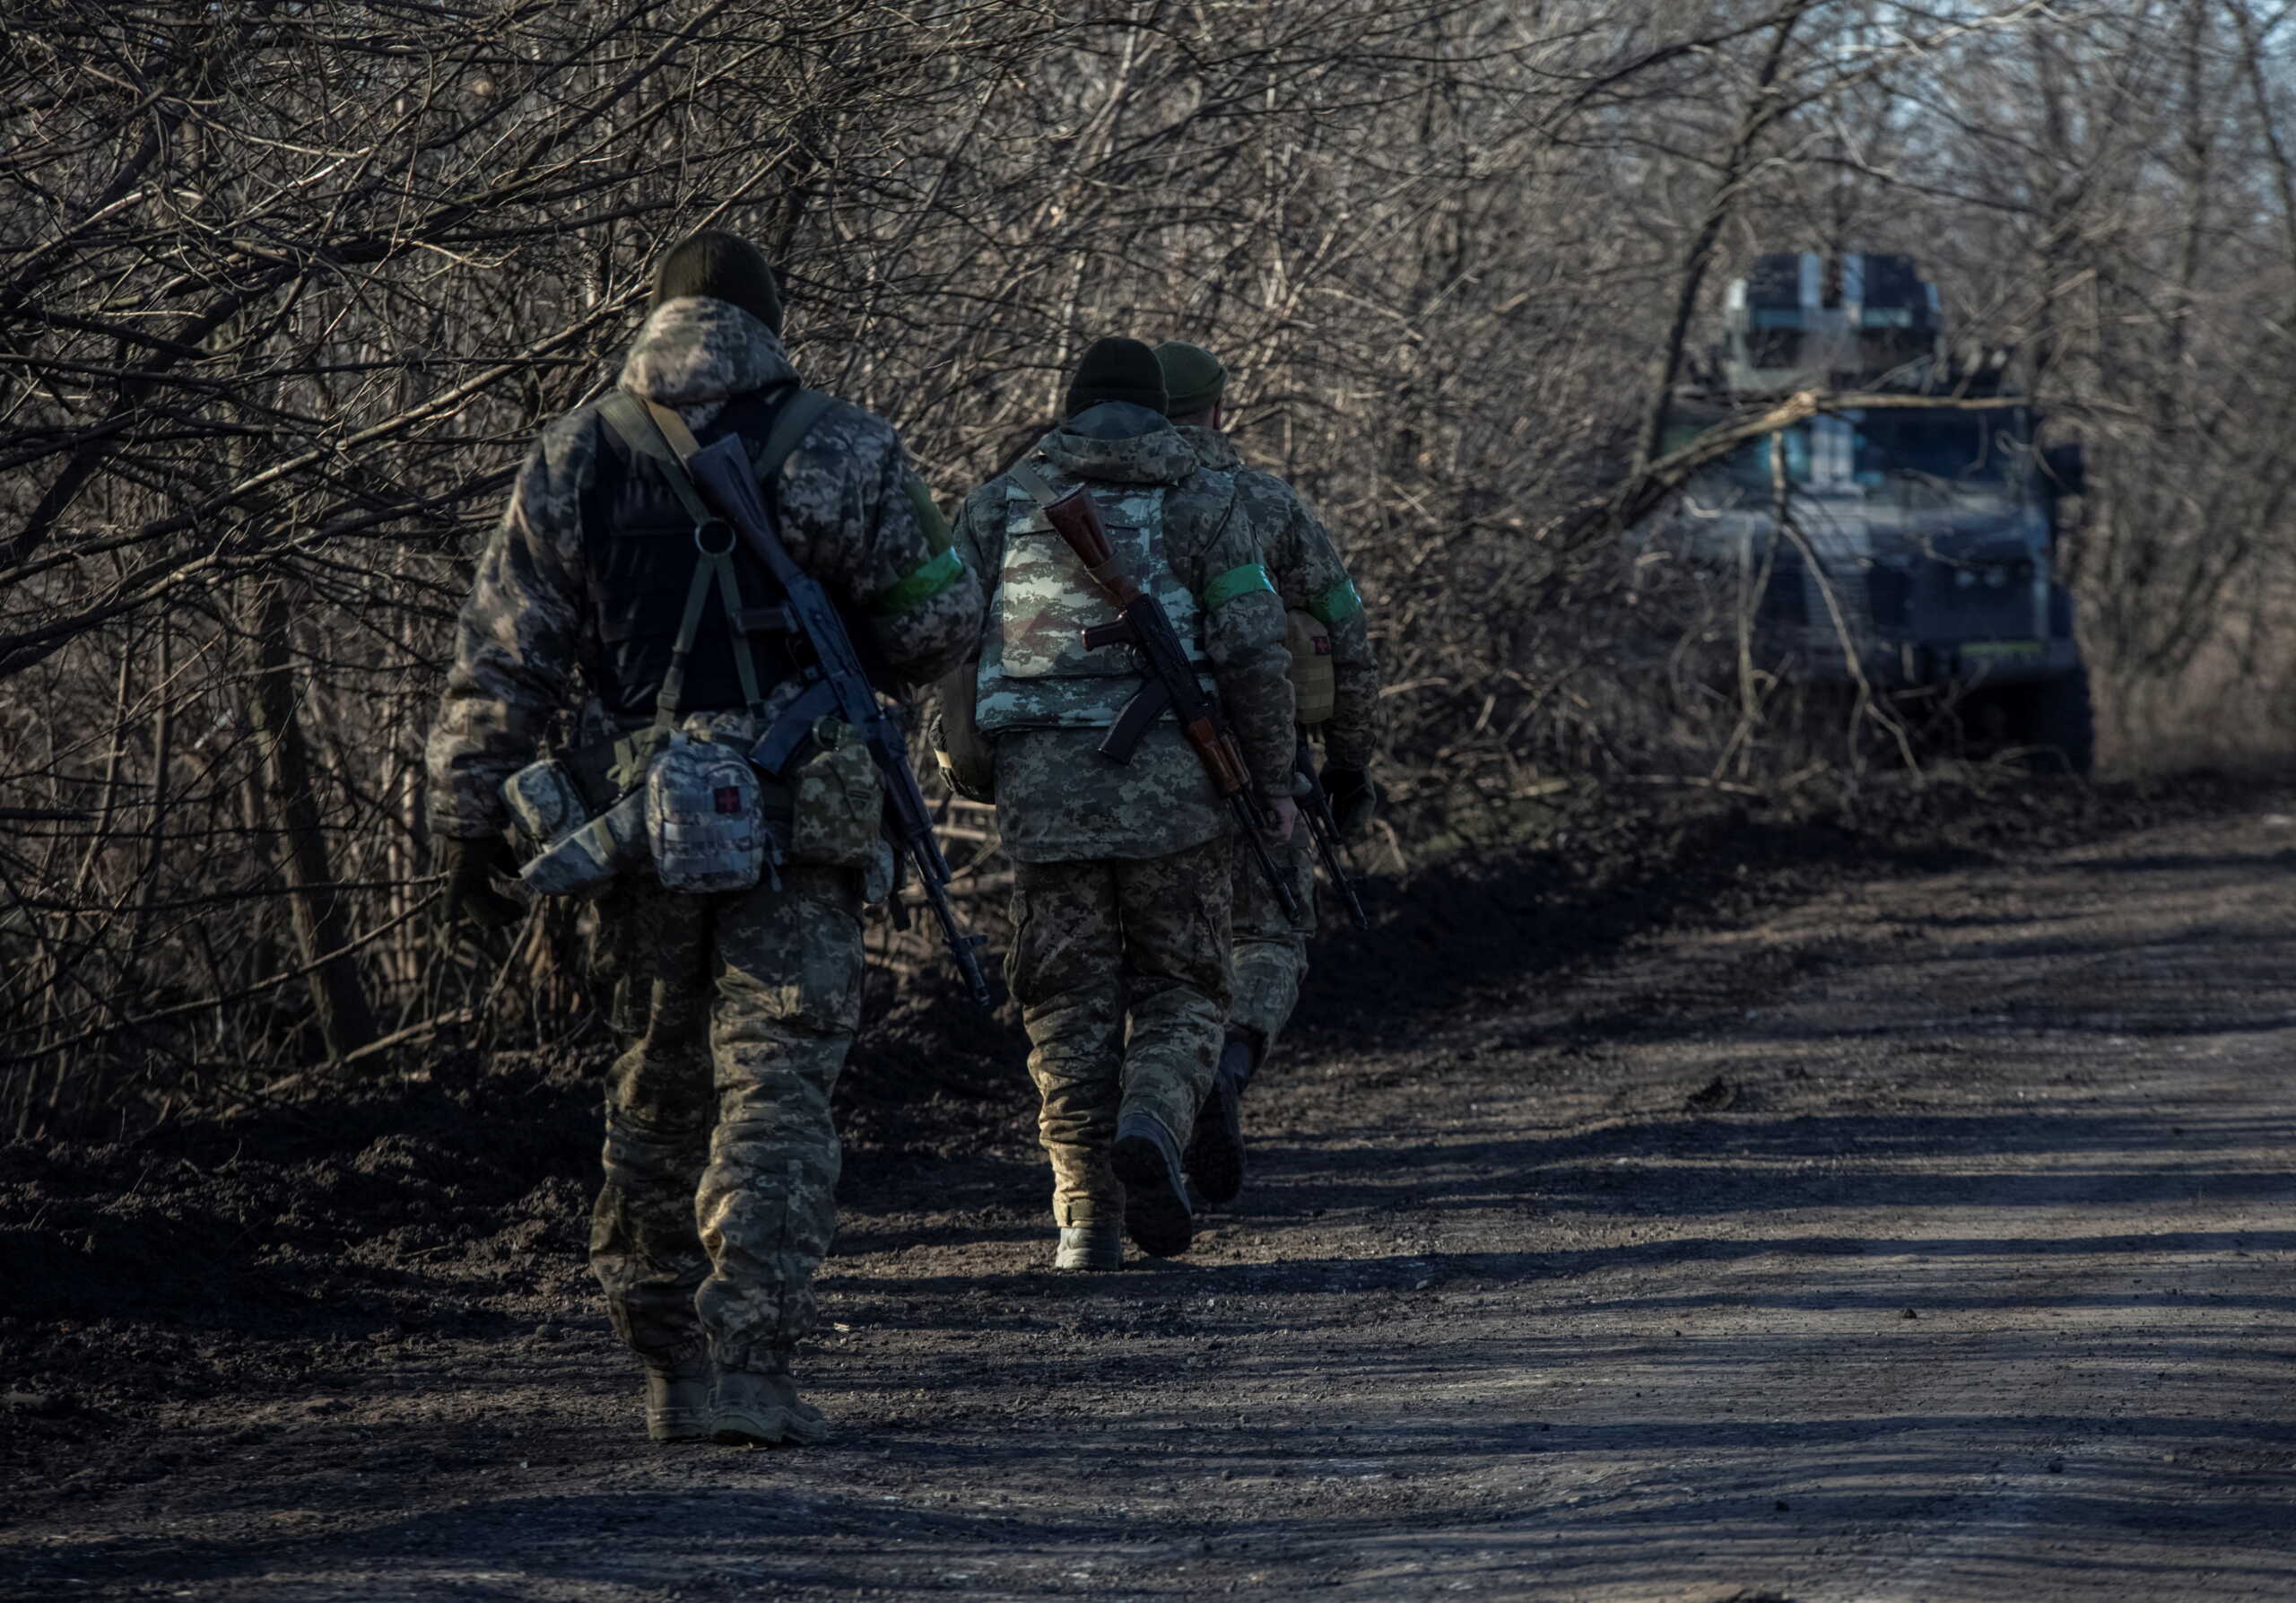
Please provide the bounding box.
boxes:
[654,230,783,335]
[1153,341,1228,417]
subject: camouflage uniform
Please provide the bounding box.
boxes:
[426,295,981,1377]
[950,405,1293,1233]
[1176,425,1378,1062]
[1004,835,1235,1223]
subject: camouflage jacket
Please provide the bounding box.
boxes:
[952,405,1293,864]
[1177,425,1378,772]
[425,297,983,839]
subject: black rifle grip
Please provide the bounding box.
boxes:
[1096,679,1170,764]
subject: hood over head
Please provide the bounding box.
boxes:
[1035,403,1201,485]
[617,296,795,410]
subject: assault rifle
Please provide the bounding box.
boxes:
[1295,737,1370,930]
[664,414,993,1008]
[1029,475,1300,922]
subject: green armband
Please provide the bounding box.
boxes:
[1309,577,1362,624]
[874,546,966,616]
[1201,563,1276,610]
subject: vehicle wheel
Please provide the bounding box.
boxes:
[2022,666,2094,776]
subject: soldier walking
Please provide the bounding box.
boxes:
[949,337,1296,1271]
[1153,342,1381,1207]
[426,231,981,1445]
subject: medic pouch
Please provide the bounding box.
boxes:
[1285,608,1335,727]
[647,733,773,893]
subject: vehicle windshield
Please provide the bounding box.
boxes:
[1666,422,1813,490]
[1851,408,2022,487]
[1670,407,2027,497]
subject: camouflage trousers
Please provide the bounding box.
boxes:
[1006,834,1234,1226]
[1231,822,1317,1066]
[587,864,864,1375]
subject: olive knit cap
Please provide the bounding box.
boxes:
[653,230,783,335]
[1154,341,1228,417]
[1065,337,1168,418]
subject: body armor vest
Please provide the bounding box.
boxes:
[581,389,800,719]
[975,471,1214,734]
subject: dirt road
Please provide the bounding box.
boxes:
[6,797,2294,1600]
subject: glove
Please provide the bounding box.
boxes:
[439,834,524,930]
[1261,794,1299,846]
[1322,767,1378,841]
[926,710,995,804]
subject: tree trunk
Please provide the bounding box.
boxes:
[246,579,378,1062]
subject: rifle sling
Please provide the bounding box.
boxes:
[1007,460,1061,507]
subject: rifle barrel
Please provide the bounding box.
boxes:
[1309,809,1370,930]
[918,867,992,1006]
[1296,750,1370,931]
[1235,797,1302,922]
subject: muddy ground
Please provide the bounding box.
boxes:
[3,771,2292,1600]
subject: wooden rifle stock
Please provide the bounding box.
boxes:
[1040,487,1142,605]
[1198,727,1253,798]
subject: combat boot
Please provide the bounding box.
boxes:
[1111,1112,1194,1259]
[642,1347,712,1443]
[1054,1221,1123,1271]
[711,1367,831,1448]
[1185,1035,1256,1207]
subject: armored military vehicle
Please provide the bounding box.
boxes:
[1648,250,2092,772]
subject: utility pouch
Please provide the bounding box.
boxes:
[647,735,769,894]
[504,758,589,849]
[521,790,649,898]
[788,718,883,869]
[1284,609,1335,727]
[503,756,648,899]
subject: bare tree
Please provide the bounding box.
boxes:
[6,0,2292,1132]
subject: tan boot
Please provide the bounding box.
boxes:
[1054,1221,1123,1271]
[644,1354,712,1443]
[711,1368,831,1447]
